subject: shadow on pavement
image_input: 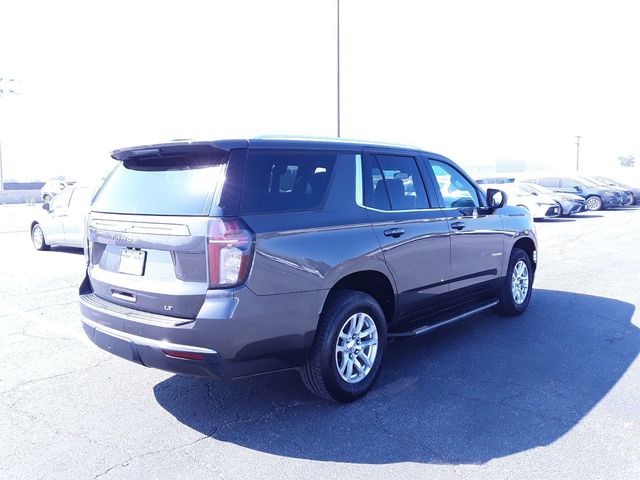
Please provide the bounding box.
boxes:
[540,218,575,223]
[154,289,638,464]
[574,214,604,219]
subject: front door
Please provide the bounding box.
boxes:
[425,158,505,296]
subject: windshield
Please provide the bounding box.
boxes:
[92,151,227,216]
[591,176,617,186]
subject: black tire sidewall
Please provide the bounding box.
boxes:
[318,292,387,402]
[32,224,45,250]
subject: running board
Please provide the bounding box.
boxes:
[388,300,499,338]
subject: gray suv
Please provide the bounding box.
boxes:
[79,138,538,402]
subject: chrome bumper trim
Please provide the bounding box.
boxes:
[80,315,217,355]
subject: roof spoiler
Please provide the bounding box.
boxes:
[110,140,248,161]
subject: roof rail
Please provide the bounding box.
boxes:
[253,134,421,150]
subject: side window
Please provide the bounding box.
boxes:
[362,154,389,210]
[241,152,336,214]
[539,178,560,188]
[428,160,480,208]
[50,189,72,210]
[363,155,429,210]
[561,178,579,189]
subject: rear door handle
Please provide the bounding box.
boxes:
[451,221,466,231]
[383,228,405,238]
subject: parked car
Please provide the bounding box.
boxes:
[79,138,537,402]
[521,176,622,211]
[585,176,640,205]
[482,182,560,219]
[574,177,633,206]
[40,176,76,203]
[475,176,516,184]
[517,182,585,215]
[31,186,93,250]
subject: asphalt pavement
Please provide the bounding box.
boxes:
[1,205,639,479]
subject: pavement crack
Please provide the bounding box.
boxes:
[1,360,108,396]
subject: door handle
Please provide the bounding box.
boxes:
[383,228,405,238]
[451,221,466,230]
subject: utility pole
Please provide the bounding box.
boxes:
[575,135,581,172]
[337,0,341,138]
[0,77,19,191]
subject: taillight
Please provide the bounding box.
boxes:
[207,218,254,288]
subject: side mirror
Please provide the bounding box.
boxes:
[487,188,507,210]
[574,185,582,192]
[42,202,50,211]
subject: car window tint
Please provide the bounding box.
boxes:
[240,152,337,214]
[50,189,72,210]
[561,178,580,188]
[539,178,560,188]
[92,149,228,216]
[429,160,479,208]
[373,155,429,210]
[362,155,390,210]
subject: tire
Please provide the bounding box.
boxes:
[585,195,603,211]
[495,248,533,316]
[31,224,50,251]
[301,289,387,402]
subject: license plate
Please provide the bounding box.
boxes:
[119,249,147,276]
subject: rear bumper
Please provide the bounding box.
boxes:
[80,313,225,378]
[79,276,322,379]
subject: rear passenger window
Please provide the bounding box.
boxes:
[561,178,579,188]
[241,152,336,214]
[363,154,429,210]
[539,178,560,188]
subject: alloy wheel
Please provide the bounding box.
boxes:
[335,312,378,384]
[511,260,529,305]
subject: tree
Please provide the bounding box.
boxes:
[619,155,635,168]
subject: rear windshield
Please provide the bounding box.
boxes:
[240,151,337,214]
[92,149,227,216]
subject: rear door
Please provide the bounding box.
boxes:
[360,151,451,323]
[424,157,505,295]
[42,189,72,244]
[87,145,237,319]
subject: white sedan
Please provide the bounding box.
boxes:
[483,183,561,219]
[30,186,93,250]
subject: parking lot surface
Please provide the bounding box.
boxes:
[1,205,639,479]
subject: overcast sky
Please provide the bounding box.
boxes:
[1,0,639,181]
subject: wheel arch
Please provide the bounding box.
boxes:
[321,270,396,323]
[512,237,537,272]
